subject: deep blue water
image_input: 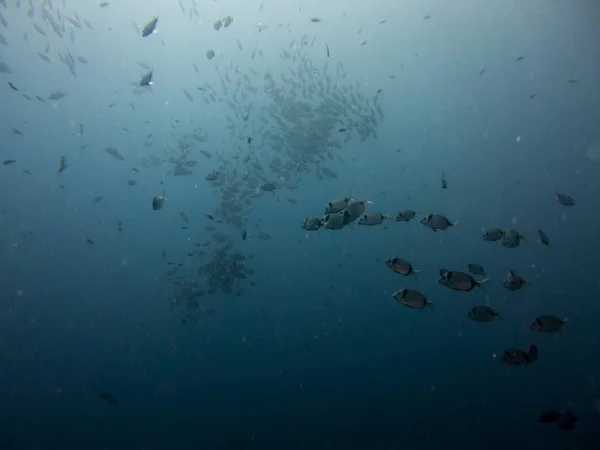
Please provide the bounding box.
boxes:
[1,0,600,449]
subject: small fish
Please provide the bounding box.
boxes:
[479,68,487,76]
[213,19,222,31]
[537,228,549,245]
[501,344,539,366]
[358,212,389,226]
[140,70,153,86]
[338,128,346,132]
[529,316,567,333]
[515,56,526,61]
[557,411,578,430]
[420,213,457,231]
[310,18,321,23]
[392,288,432,310]
[322,213,345,230]
[467,264,486,276]
[179,212,189,223]
[92,196,103,204]
[141,16,159,37]
[395,210,416,222]
[385,258,421,276]
[325,43,330,57]
[259,183,278,192]
[468,305,501,322]
[301,216,322,231]
[556,191,575,206]
[247,137,252,144]
[11,128,22,135]
[529,93,536,100]
[2,159,15,165]
[99,1,110,7]
[503,269,528,291]
[222,16,233,28]
[567,79,579,84]
[424,14,432,19]
[481,227,504,242]
[104,147,124,161]
[206,214,215,221]
[206,49,215,60]
[538,410,562,424]
[86,238,95,245]
[241,229,248,240]
[438,269,489,292]
[47,91,66,100]
[440,172,447,189]
[78,124,84,135]
[152,193,166,211]
[343,199,371,224]
[57,156,67,172]
[7,81,18,91]
[502,228,525,248]
[127,180,137,186]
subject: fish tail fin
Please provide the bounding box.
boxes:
[495,311,504,320]
[563,316,568,324]
[384,213,393,220]
[413,269,423,274]
[452,220,459,226]
[426,300,434,310]
[363,197,373,205]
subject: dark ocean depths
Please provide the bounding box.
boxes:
[1,0,600,449]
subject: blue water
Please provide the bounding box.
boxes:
[1,0,600,449]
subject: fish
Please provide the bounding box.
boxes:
[420,213,457,231]
[48,91,66,100]
[310,18,322,23]
[479,68,487,76]
[385,258,422,276]
[183,88,193,102]
[104,147,124,160]
[343,199,371,224]
[567,79,579,84]
[213,19,222,31]
[58,156,67,172]
[392,288,432,310]
[222,16,233,27]
[481,227,504,241]
[395,210,416,222]
[555,191,575,206]
[139,70,153,86]
[529,316,567,333]
[206,49,215,60]
[86,238,95,245]
[301,216,322,231]
[92,196,103,204]
[152,194,166,211]
[467,264,486,276]
[322,213,345,230]
[259,183,278,191]
[515,56,526,61]
[8,81,18,91]
[557,411,578,430]
[180,212,189,223]
[325,195,352,214]
[440,172,447,189]
[78,124,84,135]
[538,410,561,424]
[438,269,489,292]
[468,305,502,322]
[358,212,390,226]
[247,137,252,144]
[503,269,528,291]
[2,159,15,165]
[502,228,525,248]
[11,129,22,135]
[127,180,137,186]
[141,16,158,37]
[99,1,110,7]
[325,43,330,57]
[501,344,539,366]
[537,228,549,245]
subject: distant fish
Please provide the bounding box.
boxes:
[537,228,549,245]
[86,238,95,245]
[7,81,18,91]
[180,211,189,223]
[104,147,124,161]
[325,43,330,57]
[310,18,321,23]
[48,91,66,100]
[57,156,67,172]
[99,391,118,405]
[515,56,526,61]
[141,16,158,37]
